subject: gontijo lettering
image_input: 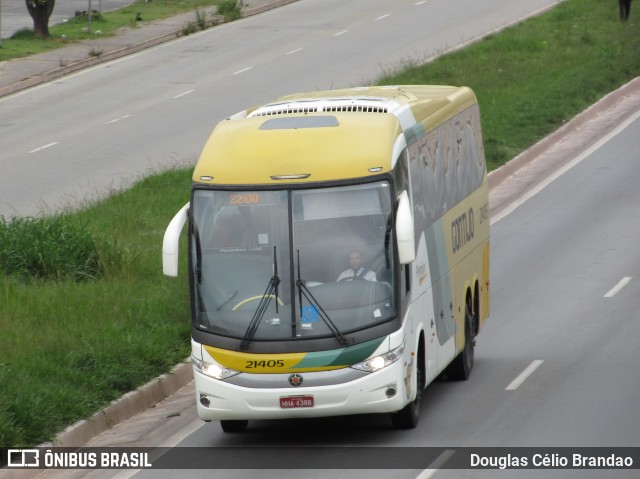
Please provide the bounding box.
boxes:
[452,207,475,253]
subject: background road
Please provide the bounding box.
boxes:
[3,0,639,477]
[0,0,560,218]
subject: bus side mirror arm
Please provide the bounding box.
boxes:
[163,202,190,277]
[396,191,415,264]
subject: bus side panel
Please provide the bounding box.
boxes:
[444,184,489,355]
[407,128,455,372]
[407,103,489,363]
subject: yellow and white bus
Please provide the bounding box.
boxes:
[162,85,490,432]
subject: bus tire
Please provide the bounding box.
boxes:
[220,419,249,432]
[390,343,424,429]
[445,302,474,380]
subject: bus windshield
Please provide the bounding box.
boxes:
[190,181,396,343]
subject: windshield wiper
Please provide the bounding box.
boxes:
[384,214,392,269]
[191,222,210,320]
[239,246,280,350]
[193,222,203,284]
[215,290,238,311]
[295,250,349,346]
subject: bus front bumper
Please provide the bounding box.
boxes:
[193,360,411,421]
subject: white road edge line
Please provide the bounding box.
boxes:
[376,14,391,20]
[415,449,456,479]
[604,277,632,298]
[415,1,428,5]
[334,30,349,36]
[111,417,205,479]
[29,142,58,153]
[173,89,195,99]
[491,109,640,226]
[286,48,303,55]
[506,360,544,391]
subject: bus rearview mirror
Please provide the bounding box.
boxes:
[163,202,189,277]
[396,191,415,264]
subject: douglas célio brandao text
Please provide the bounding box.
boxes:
[470,452,634,469]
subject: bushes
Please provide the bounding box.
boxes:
[216,0,242,21]
[0,215,102,281]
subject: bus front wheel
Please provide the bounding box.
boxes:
[390,345,424,429]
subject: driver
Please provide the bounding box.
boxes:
[337,250,377,282]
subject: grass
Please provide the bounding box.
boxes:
[378,0,640,169]
[0,170,192,448]
[0,0,234,62]
[0,216,102,281]
[217,0,244,22]
[0,0,639,449]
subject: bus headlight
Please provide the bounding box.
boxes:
[192,356,240,380]
[350,343,404,373]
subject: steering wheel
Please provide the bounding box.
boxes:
[232,295,285,311]
[338,276,364,282]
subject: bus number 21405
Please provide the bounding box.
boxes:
[246,360,285,369]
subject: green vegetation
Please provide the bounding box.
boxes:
[0,0,233,62]
[217,0,244,22]
[0,216,101,281]
[0,0,638,449]
[0,171,192,448]
[378,0,640,170]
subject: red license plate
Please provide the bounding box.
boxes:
[279,395,314,409]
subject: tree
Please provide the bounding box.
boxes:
[26,0,56,38]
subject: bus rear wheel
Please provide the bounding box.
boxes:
[445,302,474,380]
[220,420,248,432]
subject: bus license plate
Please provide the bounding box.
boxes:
[279,396,314,409]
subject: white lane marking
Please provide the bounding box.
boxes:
[106,114,132,124]
[286,48,303,55]
[506,360,544,391]
[233,67,253,75]
[111,417,205,479]
[334,30,349,36]
[415,449,456,479]
[173,89,195,99]
[29,142,58,153]
[604,277,632,298]
[491,108,640,225]
[415,1,428,5]
[376,14,391,21]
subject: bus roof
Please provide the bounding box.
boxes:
[193,85,477,185]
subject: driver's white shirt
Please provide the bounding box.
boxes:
[337,267,377,282]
